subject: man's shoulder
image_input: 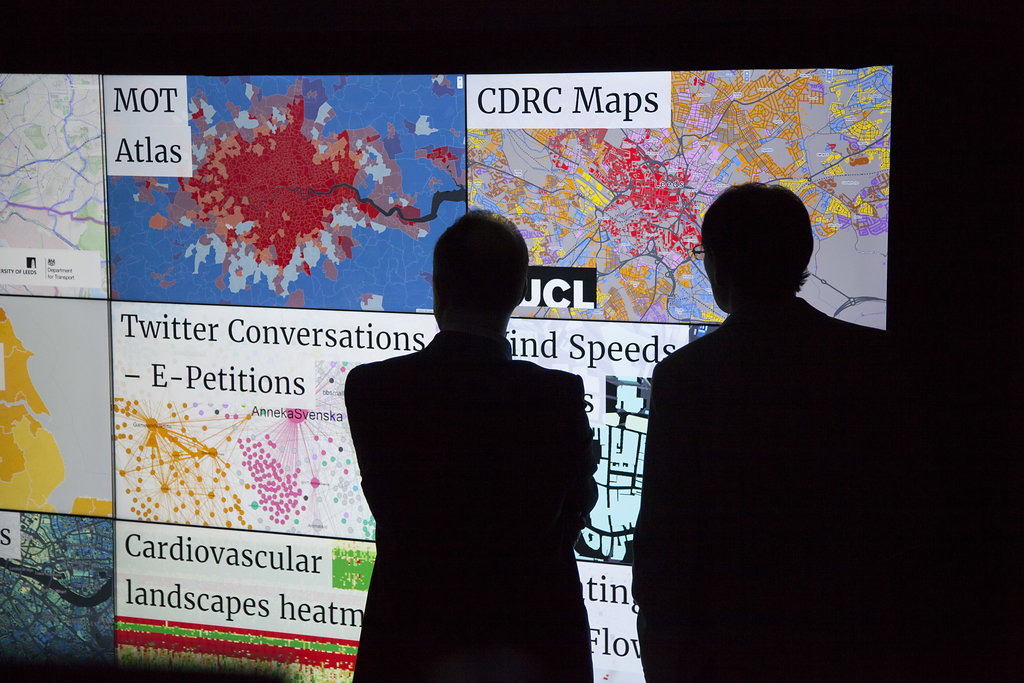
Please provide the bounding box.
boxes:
[347,355,402,379]
[345,350,424,391]
[509,359,582,387]
[350,350,422,373]
[346,349,583,396]
[820,313,887,343]
[801,305,889,364]
[653,325,726,381]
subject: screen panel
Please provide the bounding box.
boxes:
[1,67,891,681]
[468,68,890,329]
[116,520,369,679]
[0,295,112,515]
[106,75,465,312]
[0,74,107,298]
[0,511,115,664]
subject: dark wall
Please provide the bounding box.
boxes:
[9,1,1018,678]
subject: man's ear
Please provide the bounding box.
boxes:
[432,284,446,317]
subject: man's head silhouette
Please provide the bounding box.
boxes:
[700,183,814,313]
[432,210,529,335]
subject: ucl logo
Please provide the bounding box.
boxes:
[521,266,597,310]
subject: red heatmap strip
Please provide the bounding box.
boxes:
[116,627,357,668]
[116,616,359,648]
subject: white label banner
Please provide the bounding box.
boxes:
[104,75,192,177]
[0,248,103,288]
[0,511,21,560]
[467,72,672,129]
[112,302,440,411]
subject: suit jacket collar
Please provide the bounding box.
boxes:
[425,330,513,361]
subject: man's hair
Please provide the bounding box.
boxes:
[700,183,814,295]
[432,210,529,316]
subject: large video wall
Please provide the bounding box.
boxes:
[1,69,891,681]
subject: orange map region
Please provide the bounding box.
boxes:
[0,309,48,414]
[0,404,62,511]
[176,96,417,271]
[1,307,65,512]
[71,497,114,516]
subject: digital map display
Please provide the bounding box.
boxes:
[0,512,114,663]
[0,296,111,516]
[108,75,465,311]
[3,67,892,681]
[470,68,890,329]
[0,74,107,298]
[577,377,651,564]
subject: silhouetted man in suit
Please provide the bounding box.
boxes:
[633,184,899,682]
[345,210,597,682]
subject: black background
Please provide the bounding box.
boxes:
[7,1,1019,678]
